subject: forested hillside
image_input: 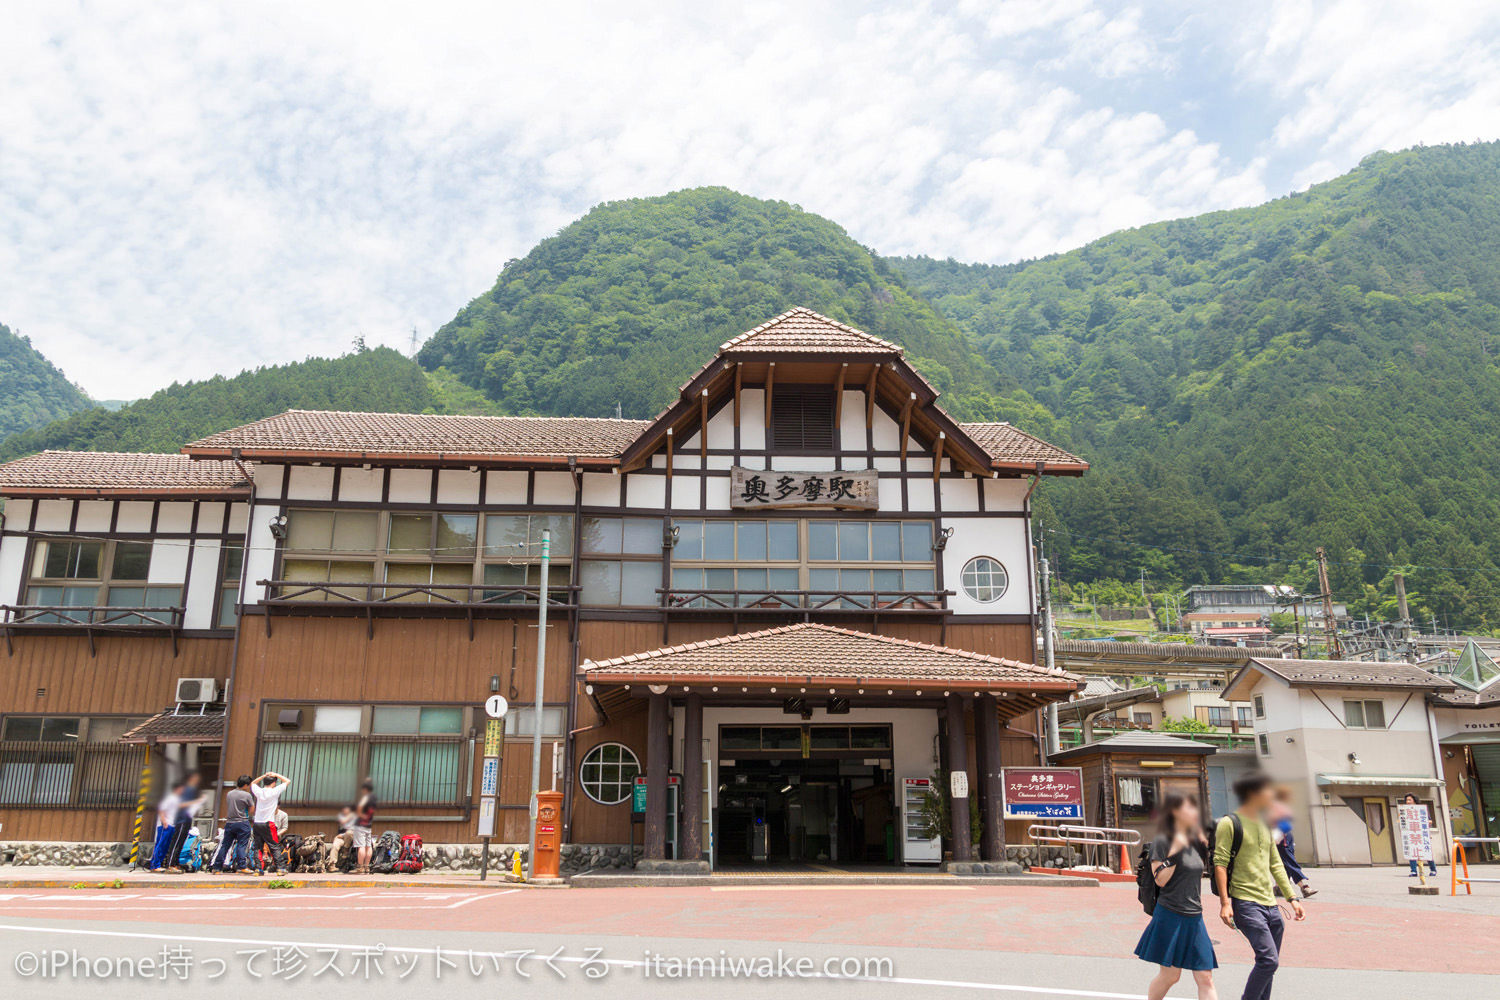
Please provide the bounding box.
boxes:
[0,323,93,438]
[0,347,438,460]
[895,142,1500,629]
[418,187,1005,420]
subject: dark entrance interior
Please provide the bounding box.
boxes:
[715,723,897,866]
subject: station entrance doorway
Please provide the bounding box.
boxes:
[714,723,897,866]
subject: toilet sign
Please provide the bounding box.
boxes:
[484,695,509,719]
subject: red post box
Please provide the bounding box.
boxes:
[533,790,564,880]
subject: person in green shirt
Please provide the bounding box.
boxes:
[1213,771,1305,1000]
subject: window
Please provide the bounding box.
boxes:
[277,509,575,605]
[960,556,1009,603]
[503,707,567,737]
[218,544,243,628]
[1258,733,1271,756]
[25,539,182,624]
[1132,712,1154,727]
[1204,707,1233,728]
[0,716,147,806]
[1236,707,1254,728]
[580,517,661,607]
[579,742,640,805]
[768,384,835,451]
[1117,776,1158,822]
[670,518,936,608]
[1344,699,1386,729]
[1253,694,1265,719]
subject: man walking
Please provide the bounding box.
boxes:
[1214,771,1306,1000]
[211,775,257,875]
[250,771,290,873]
[164,772,202,874]
[147,779,183,872]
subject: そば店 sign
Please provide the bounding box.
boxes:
[1000,767,1085,820]
[731,467,878,510]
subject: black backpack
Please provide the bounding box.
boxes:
[371,830,401,875]
[1135,839,1161,915]
[1205,813,1243,897]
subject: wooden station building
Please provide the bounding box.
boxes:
[0,308,1085,866]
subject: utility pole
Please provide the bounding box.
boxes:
[526,529,551,880]
[1039,552,1060,761]
[1314,547,1342,658]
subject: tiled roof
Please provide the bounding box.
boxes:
[718,307,903,355]
[1225,657,1456,701]
[582,622,1078,690]
[186,411,650,460]
[120,710,226,744]
[1050,731,1219,760]
[1431,687,1500,708]
[958,422,1088,470]
[1057,639,1283,663]
[0,451,250,495]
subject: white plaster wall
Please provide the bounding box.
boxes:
[581,473,622,508]
[156,502,195,533]
[942,516,1032,617]
[75,500,113,533]
[871,407,900,451]
[115,501,154,532]
[905,479,935,512]
[1432,704,1500,741]
[285,465,335,501]
[388,469,433,503]
[437,469,482,505]
[836,389,867,452]
[148,537,190,585]
[241,502,279,603]
[669,475,700,511]
[253,465,286,499]
[739,390,766,451]
[983,478,1031,512]
[940,478,980,512]
[197,502,226,534]
[0,524,29,605]
[34,500,71,531]
[486,471,528,504]
[625,474,667,510]
[184,539,223,629]
[533,472,575,506]
[338,467,384,502]
[706,400,734,450]
[704,475,731,511]
[228,503,249,535]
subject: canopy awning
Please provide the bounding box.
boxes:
[1315,773,1444,788]
[1440,732,1500,746]
[120,709,226,745]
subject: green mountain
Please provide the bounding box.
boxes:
[0,346,441,460]
[893,142,1500,629]
[417,187,1004,420]
[0,323,93,438]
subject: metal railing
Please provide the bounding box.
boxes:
[659,588,952,613]
[0,741,148,808]
[1452,837,1500,895]
[1028,822,1143,871]
[1,604,184,628]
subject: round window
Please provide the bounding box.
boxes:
[960,556,1009,603]
[579,742,641,805]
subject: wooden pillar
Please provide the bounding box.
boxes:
[945,693,972,862]
[644,692,669,860]
[681,693,703,861]
[974,694,1004,862]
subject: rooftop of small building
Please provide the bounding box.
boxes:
[0,451,251,496]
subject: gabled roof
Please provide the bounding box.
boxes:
[718,307,903,355]
[1049,731,1218,761]
[1224,657,1456,702]
[0,451,251,496]
[581,622,1079,692]
[186,411,649,464]
[958,423,1088,473]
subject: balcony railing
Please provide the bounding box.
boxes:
[259,580,579,608]
[659,588,952,614]
[1,604,185,628]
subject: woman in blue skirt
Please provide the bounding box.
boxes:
[1136,790,1218,1000]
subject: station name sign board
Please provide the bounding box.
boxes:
[1000,767,1085,820]
[730,467,878,510]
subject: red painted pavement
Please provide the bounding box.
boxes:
[3,884,1495,976]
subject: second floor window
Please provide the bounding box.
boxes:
[26,539,180,622]
[1344,699,1387,729]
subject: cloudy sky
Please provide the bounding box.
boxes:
[3,1,1499,398]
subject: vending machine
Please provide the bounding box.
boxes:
[901,777,942,864]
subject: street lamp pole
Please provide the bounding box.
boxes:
[526,529,550,879]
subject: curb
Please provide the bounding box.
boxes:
[569,873,1101,889]
[0,877,534,890]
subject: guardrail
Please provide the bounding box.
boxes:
[1028,822,1143,872]
[1451,837,1500,895]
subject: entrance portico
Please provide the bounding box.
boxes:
[580,623,1079,866]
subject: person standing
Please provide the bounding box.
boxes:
[1270,786,1315,898]
[250,772,290,874]
[1135,791,1218,1000]
[1214,772,1305,1000]
[164,772,202,874]
[351,779,377,874]
[211,775,257,875]
[148,779,183,872]
[1402,794,1438,877]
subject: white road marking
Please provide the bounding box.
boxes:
[6,889,514,912]
[0,920,1147,998]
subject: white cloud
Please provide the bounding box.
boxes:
[0,1,1495,398]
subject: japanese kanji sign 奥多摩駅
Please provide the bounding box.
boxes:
[730,467,878,510]
[1000,767,1085,820]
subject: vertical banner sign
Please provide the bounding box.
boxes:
[481,757,500,797]
[477,797,497,839]
[1000,767,1085,820]
[484,719,503,758]
[1398,803,1434,862]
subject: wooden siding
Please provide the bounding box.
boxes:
[0,634,233,716]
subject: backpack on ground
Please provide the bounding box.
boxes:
[1205,813,1243,897]
[1135,839,1159,915]
[281,834,304,872]
[391,834,424,874]
[371,830,402,874]
[178,830,204,872]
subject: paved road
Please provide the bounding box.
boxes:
[0,870,1495,998]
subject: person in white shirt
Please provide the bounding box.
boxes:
[250,771,290,874]
[148,780,183,871]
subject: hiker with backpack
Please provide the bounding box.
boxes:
[1134,790,1218,1000]
[1214,772,1305,1000]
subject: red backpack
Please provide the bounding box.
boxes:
[391,834,424,874]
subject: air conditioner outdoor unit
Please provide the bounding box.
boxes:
[175,678,218,704]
